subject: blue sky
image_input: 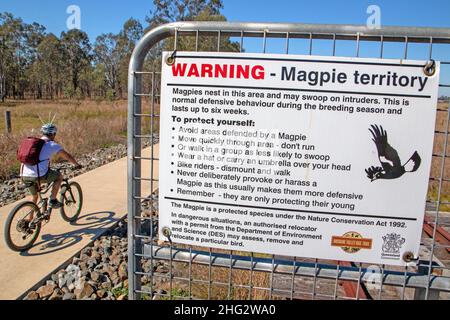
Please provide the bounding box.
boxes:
[2,0,450,40]
[1,0,450,94]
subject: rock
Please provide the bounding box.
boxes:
[46,280,56,286]
[110,254,122,266]
[61,287,70,294]
[81,247,92,256]
[118,261,128,280]
[94,263,104,272]
[101,281,112,290]
[62,293,75,300]
[117,294,126,300]
[56,269,66,276]
[49,289,63,300]
[74,282,95,300]
[36,284,56,299]
[91,250,101,260]
[103,264,117,278]
[66,264,80,276]
[96,290,106,298]
[156,263,169,273]
[90,271,101,282]
[104,246,113,256]
[24,291,39,300]
[87,257,98,269]
[142,259,151,271]
[110,273,121,286]
[75,276,88,289]
[79,261,88,272]
[58,275,67,289]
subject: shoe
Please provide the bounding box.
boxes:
[49,199,63,209]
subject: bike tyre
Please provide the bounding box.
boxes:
[59,181,83,222]
[4,201,41,252]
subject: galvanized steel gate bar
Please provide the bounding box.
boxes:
[128,22,450,300]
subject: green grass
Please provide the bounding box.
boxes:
[111,285,128,299]
[160,288,190,300]
[0,99,162,180]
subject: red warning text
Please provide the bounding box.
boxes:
[172,63,265,80]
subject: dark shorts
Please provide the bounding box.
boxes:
[22,169,61,195]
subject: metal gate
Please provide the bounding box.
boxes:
[128,22,450,300]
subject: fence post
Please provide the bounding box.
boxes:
[5,110,11,133]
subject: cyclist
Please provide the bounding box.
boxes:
[21,123,82,208]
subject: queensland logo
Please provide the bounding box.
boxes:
[381,233,405,260]
[331,231,373,254]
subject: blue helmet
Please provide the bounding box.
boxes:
[41,123,58,136]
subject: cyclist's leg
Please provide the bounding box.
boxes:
[45,169,63,205]
[22,177,39,220]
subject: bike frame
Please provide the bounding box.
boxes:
[33,171,74,220]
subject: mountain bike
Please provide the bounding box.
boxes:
[4,169,83,252]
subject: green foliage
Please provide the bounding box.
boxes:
[111,285,128,299]
[146,0,223,28]
[161,288,190,300]
[105,89,115,102]
[144,0,238,67]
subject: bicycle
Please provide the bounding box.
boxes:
[4,168,83,252]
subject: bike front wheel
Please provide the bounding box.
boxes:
[60,181,83,222]
[4,201,41,252]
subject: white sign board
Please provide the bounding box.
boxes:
[158,52,439,266]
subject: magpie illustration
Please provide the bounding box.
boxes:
[365,124,421,182]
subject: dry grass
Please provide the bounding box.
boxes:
[0,100,130,180]
[429,102,450,210]
[154,248,271,300]
[0,99,159,181]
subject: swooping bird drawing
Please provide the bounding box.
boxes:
[365,125,421,182]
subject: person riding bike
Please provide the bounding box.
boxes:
[21,123,82,208]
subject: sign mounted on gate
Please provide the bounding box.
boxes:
[158,51,439,266]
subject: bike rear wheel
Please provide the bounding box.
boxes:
[60,181,83,222]
[4,201,41,252]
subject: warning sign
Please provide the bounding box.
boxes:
[158,52,439,266]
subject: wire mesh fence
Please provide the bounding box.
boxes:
[128,22,450,300]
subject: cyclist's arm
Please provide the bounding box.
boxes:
[57,150,81,167]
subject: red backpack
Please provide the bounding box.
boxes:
[17,137,46,165]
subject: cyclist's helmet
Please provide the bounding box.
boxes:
[41,123,58,136]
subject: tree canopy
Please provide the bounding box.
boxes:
[0,0,237,101]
